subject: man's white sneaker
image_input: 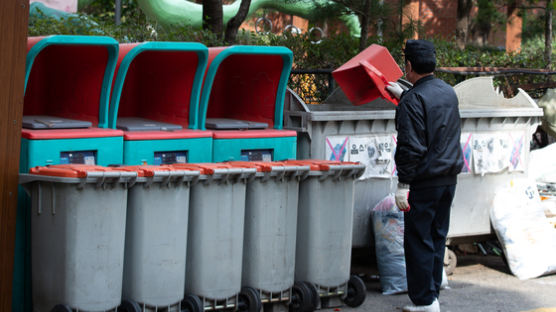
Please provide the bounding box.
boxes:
[402,298,440,312]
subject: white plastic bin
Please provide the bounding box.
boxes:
[20,165,136,312]
[173,163,258,312]
[285,160,366,309]
[119,165,200,311]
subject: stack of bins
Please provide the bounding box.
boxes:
[284,160,366,309]
[16,35,122,312]
[226,161,312,312]
[198,46,297,162]
[171,163,258,312]
[109,42,213,165]
[19,165,137,312]
[118,165,201,312]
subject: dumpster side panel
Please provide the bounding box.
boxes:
[123,184,190,306]
[186,181,247,299]
[242,178,298,292]
[123,137,213,164]
[31,183,127,311]
[295,177,354,287]
[25,136,124,170]
[212,137,296,162]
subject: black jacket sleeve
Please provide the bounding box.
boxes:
[395,92,428,184]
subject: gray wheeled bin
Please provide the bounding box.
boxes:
[119,165,201,312]
[227,162,312,312]
[284,160,366,309]
[19,165,136,312]
[173,163,258,312]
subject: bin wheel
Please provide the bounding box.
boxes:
[118,299,141,312]
[50,304,72,312]
[182,294,204,312]
[343,275,366,307]
[444,248,457,276]
[239,286,262,312]
[301,281,319,310]
[289,281,315,312]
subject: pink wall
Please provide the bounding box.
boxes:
[30,0,77,13]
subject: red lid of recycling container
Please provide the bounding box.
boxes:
[29,164,118,178]
[171,163,235,175]
[224,161,276,172]
[332,44,402,106]
[118,165,199,177]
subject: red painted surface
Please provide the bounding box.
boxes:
[212,129,297,139]
[24,43,109,126]
[204,48,284,128]
[123,129,213,140]
[115,46,200,128]
[21,128,123,139]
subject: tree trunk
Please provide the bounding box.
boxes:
[545,0,553,68]
[203,0,223,38]
[456,0,473,49]
[224,0,252,43]
[358,0,371,52]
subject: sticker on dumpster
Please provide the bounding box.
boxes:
[460,133,473,174]
[349,135,396,179]
[471,131,526,175]
[325,136,349,161]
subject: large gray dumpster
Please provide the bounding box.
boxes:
[285,160,366,309]
[285,76,543,251]
[120,165,200,312]
[20,165,136,312]
[175,163,259,312]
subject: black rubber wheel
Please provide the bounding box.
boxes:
[289,281,313,312]
[444,248,457,276]
[239,286,262,312]
[301,281,319,311]
[50,304,72,312]
[182,294,204,312]
[343,275,366,307]
[118,299,141,312]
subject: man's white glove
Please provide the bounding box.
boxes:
[386,81,403,100]
[395,183,410,212]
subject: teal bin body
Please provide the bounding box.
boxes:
[15,35,121,312]
[198,46,297,162]
[110,42,213,165]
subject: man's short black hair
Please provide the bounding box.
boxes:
[404,39,436,74]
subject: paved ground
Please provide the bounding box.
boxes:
[326,253,556,312]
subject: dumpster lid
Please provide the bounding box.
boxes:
[29,164,122,178]
[118,165,199,177]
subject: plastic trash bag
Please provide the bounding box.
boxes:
[491,178,556,279]
[371,194,408,295]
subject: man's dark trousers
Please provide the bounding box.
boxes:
[404,184,456,306]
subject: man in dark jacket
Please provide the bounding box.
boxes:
[386,40,463,312]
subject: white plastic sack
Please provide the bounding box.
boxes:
[371,194,407,295]
[491,178,556,279]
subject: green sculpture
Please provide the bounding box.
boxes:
[136,0,360,37]
[37,0,362,37]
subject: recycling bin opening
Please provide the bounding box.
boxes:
[110,42,213,164]
[24,36,119,130]
[199,46,297,162]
